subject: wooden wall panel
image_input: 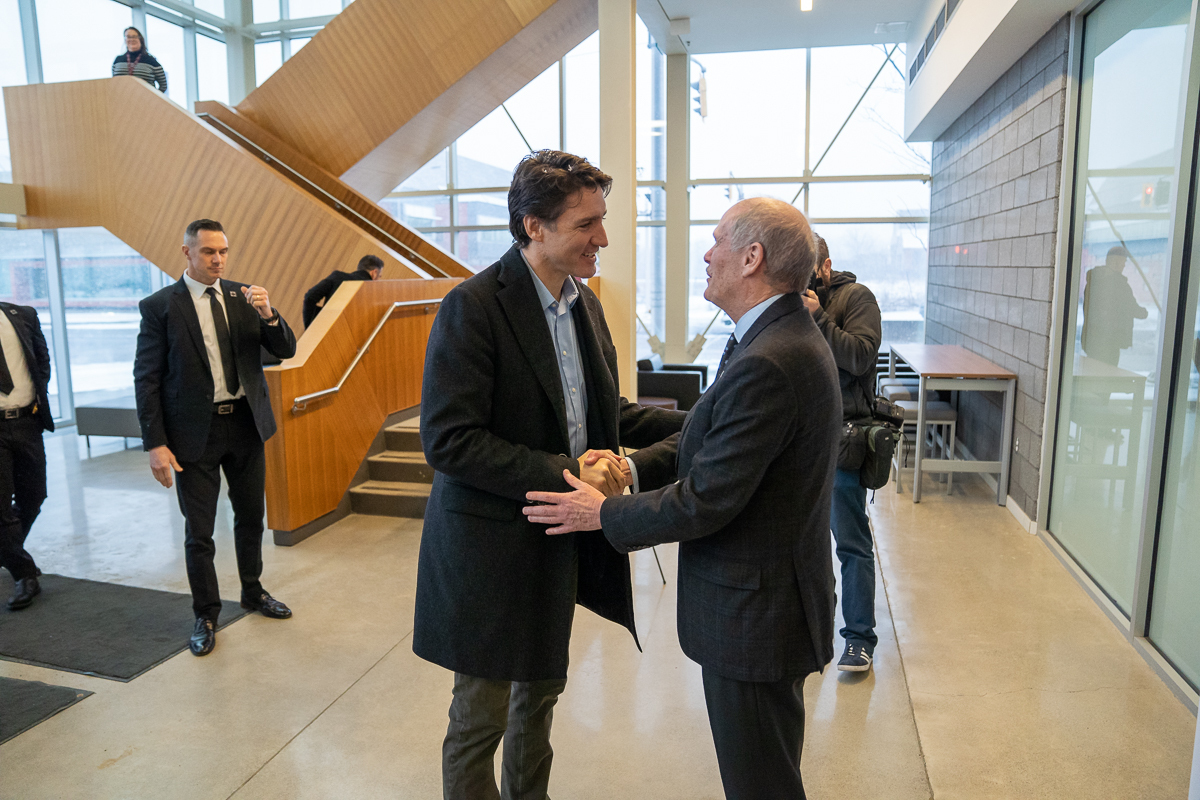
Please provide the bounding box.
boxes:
[264,277,459,531]
[235,0,593,198]
[5,78,434,329]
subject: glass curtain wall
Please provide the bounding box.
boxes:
[1047,0,1191,617]
[688,44,931,371]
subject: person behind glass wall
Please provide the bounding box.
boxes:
[133,219,297,657]
[1080,245,1148,367]
[112,27,167,94]
[302,254,384,328]
[526,198,841,800]
[0,302,54,611]
[413,150,686,800]
[801,233,883,673]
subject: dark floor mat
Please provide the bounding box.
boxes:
[0,574,247,681]
[0,676,92,744]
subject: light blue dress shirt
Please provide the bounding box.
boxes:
[733,293,785,345]
[523,255,589,459]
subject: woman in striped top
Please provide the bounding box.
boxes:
[112,27,167,93]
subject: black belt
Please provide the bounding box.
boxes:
[213,398,247,415]
[1,404,36,420]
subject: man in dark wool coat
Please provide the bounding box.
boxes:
[526,198,841,800]
[413,150,686,800]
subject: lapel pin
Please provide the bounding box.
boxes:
[7,309,15,315]
[230,291,237,297]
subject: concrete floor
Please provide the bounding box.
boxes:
[0,430,1195,799]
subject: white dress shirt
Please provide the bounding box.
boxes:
[182,272,245,403]
[0,308,36,409]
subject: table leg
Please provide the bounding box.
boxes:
[913,375,926,503]
[997,377,1016,506]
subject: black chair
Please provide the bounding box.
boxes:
[636,354,708,411]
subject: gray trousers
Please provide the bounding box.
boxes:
[443,672,568,800]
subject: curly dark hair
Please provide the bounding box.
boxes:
[508,150,613,247]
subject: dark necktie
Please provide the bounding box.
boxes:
[206,287,240,396]
[714,334,737,383]
[0,336,13,395]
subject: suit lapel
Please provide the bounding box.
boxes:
[494,247,571,450]
[171,279,210,376]
[1,303,36,367]
[737,293,801,351]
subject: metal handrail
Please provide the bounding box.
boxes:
[196,111,456,281]
[291,299,442,413]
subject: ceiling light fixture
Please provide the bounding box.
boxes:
[800,0,812,11]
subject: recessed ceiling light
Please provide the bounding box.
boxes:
[800,0,813,10]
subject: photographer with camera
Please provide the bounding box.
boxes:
[802,234,883,673]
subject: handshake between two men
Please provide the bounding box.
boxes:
[574,449,631,498]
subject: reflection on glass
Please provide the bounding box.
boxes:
[37,0,132,84]
[808,181,930,220]
[196,34,229,105]
[813,223,928,345]
[564,33,599,165]
[0,230,58,417]
[690,49,805,180]
[810,45,931,177]
[457,194,508,227]
[255,41,283,86]
[1150,299,1200,688]
[145,15,187,108]
[381,196,450,230]
[395,150,448,193]
[59,228,166,407]
[253,0,280,24]
[1048,0,1190,614]
[690,184,803,222]
[457,63,558,188]
[457,231,512,271]
[0,0,27,182]
[635,226,665,360]
[289,0,342,17]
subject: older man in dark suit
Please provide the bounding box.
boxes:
[134,218,297,657]
[526,197,841,800]
[414,150,686,800]
[0,301,54,610]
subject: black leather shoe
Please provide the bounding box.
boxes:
[7,576,41,610]
[241,591,292,619]
[190,618,216,656]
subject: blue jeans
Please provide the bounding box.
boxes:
[831,468,877,651]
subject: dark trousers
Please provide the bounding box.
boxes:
[174,401,265,622]
[702,668,808,800]
[0,417,45,581]
[443,672,568,800]
[831,467,877,649]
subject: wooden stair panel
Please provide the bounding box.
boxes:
[6,77,433,327]
[235,0,595,200]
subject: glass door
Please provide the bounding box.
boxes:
[1047,0,1192,615]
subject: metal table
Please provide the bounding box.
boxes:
[890,344,1017,504]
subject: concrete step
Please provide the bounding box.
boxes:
[368,450,434,484]
[349,480,429,518]
[384,424,422,452]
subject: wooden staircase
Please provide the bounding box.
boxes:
[350,422,433,519]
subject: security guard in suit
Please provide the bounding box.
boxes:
[134,219,297,656]
[0,301,54,610]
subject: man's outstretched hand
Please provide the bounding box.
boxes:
[524,470,605,534]
[577,449,628,497]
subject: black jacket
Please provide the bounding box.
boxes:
[601,294,841,682]
[133,278,297,462]
[303,269,374,327]
[413,245,686,681]
[813,271,882,422]
[0,302,54,432]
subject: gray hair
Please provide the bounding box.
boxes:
[726,198,815,293]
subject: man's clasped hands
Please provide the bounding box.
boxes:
[575,449,631,497]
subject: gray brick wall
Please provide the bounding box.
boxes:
[925,17,1069,518]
